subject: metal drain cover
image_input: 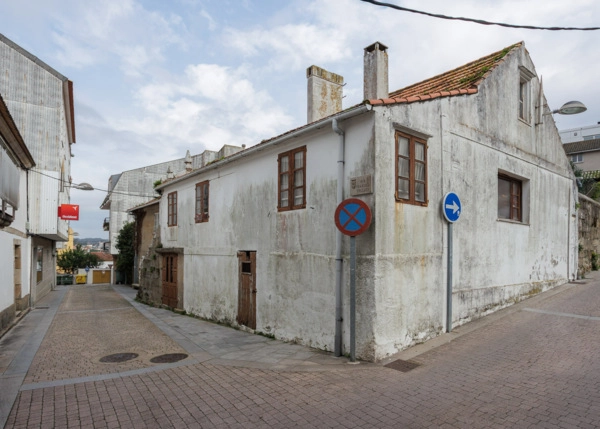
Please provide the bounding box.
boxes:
[99,353,139,363]
[150,353,188,363]
[384,359,421,372]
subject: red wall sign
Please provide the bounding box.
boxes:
[58,204,79,220]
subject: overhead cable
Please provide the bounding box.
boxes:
[359,0,600,31]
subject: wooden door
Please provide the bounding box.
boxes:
[92,270,111,284]
[237,251,256,329]
[162,254,178,308]
[14,244,21,301]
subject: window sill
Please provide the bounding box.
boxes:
[518,117,532,127]
[497,218,529,226]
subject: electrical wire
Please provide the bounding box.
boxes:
[29,168,159,199]
[359,0,600,31]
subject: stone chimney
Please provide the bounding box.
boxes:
[184,150,192,172]
[307,65,344,123]
[364,42,389,100]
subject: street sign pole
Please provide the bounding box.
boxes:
[447,223,453,333]
[442,192,461,333]
[350,236,356,362]
[334,198,372,364]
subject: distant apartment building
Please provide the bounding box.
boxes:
[560,123,600,144]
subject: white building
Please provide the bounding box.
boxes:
[150,41,576,362]
[0,93,35,333]
[560,123,600,143]
[101,148,243,258]
[0,34,76,309]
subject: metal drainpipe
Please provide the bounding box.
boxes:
[332,118,344,357]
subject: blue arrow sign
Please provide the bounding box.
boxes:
[442,192,461,223]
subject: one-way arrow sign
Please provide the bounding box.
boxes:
[442,192,461,223]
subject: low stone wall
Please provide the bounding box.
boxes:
[578,194,600,275]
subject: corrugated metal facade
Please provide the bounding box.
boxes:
[0,35,72,241]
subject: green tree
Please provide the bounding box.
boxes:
[115,222,135,284]
[572,162,600,200]
[57,245,100,274]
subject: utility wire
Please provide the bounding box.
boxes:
[359,0,600,31]
[29,168,159,199]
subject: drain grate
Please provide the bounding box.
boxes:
[35,306,49,310]
[150,353,189,363]
[99,352,139,363]
[385,359,421,372]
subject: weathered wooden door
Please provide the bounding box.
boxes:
[162,254,178,308]
[237,251,256,329]
[14,244,21,302]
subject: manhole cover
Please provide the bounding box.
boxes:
[99,353,139,363]
[384,359,421,372]
[150,353,188,363]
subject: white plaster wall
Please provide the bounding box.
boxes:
[160,114,376,353]
[369,45,575,360]
[0,168,32,313]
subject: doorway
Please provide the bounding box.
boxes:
[237,251,256,329]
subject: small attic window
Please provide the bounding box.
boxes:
[518,66,535,124]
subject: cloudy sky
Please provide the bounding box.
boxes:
[1,0,598,239]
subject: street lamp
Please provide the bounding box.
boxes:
[547,100,587,116]
[69,182,94,191]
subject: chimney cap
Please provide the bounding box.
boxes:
[365,41,388,53]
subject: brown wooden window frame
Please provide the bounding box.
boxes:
[498,174,522,222]
[278,146,306,211]
[195,181,209,223]
[167,191,177,226]
[395,131,428,206]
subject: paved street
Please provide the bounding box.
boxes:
[2,276,600,428]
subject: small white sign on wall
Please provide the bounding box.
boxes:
[350,175,373,196]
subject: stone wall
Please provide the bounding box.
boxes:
[577,194,600,275]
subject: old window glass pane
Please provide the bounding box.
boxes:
[294,188,303,205]
[398,158,409,179]
[280,190,288,207]
[398,178,409,199]
[280,155,289,173]
[415,183,425,202]
[294,151,303,168]
[415,162,425,181]
[398,137,409,157]
[415,142,425,162]
[498,177,510,219]
[280,174,288,191]
[294,170,303,187]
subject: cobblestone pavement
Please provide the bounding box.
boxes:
[2,276,600,428]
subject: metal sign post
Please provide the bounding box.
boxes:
[442,192,461,333]
[334,198,372,363]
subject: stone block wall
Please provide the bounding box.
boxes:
[577,194,600,275]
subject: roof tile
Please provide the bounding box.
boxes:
[368,42,522,106]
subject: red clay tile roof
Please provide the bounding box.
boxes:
[368,42,522,106]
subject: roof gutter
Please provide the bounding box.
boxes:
[156,104,373,191]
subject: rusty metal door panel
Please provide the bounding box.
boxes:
[162,254,178,308]
[237,251,256,329]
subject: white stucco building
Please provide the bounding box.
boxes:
[0,34,76,331]
[149,41,576,362]
[560,123,600,143]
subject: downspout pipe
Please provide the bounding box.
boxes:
[333,118,344,357]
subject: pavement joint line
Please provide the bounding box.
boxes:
[19,358,201,391]
[59,307,133,314]
[522,307,600,321]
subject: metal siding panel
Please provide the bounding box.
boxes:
[28,169,59,235]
